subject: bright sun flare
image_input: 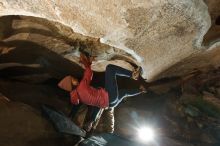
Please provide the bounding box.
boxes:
[137,127,155,142]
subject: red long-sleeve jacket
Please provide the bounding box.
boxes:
[70,65,109,108]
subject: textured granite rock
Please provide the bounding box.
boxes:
[1,0,220,81]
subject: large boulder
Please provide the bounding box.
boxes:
[0,0,220,81]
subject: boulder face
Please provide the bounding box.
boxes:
[0,0,220,80]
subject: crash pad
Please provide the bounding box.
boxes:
[41,105,86,137]
[79,133,146,146]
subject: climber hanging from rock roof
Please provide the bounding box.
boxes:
[58,52,147,133]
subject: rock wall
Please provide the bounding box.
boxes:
[1,0,220,81]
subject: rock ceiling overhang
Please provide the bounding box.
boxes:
[1,0,220,81]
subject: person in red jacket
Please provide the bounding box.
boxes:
[69,53,146,132]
